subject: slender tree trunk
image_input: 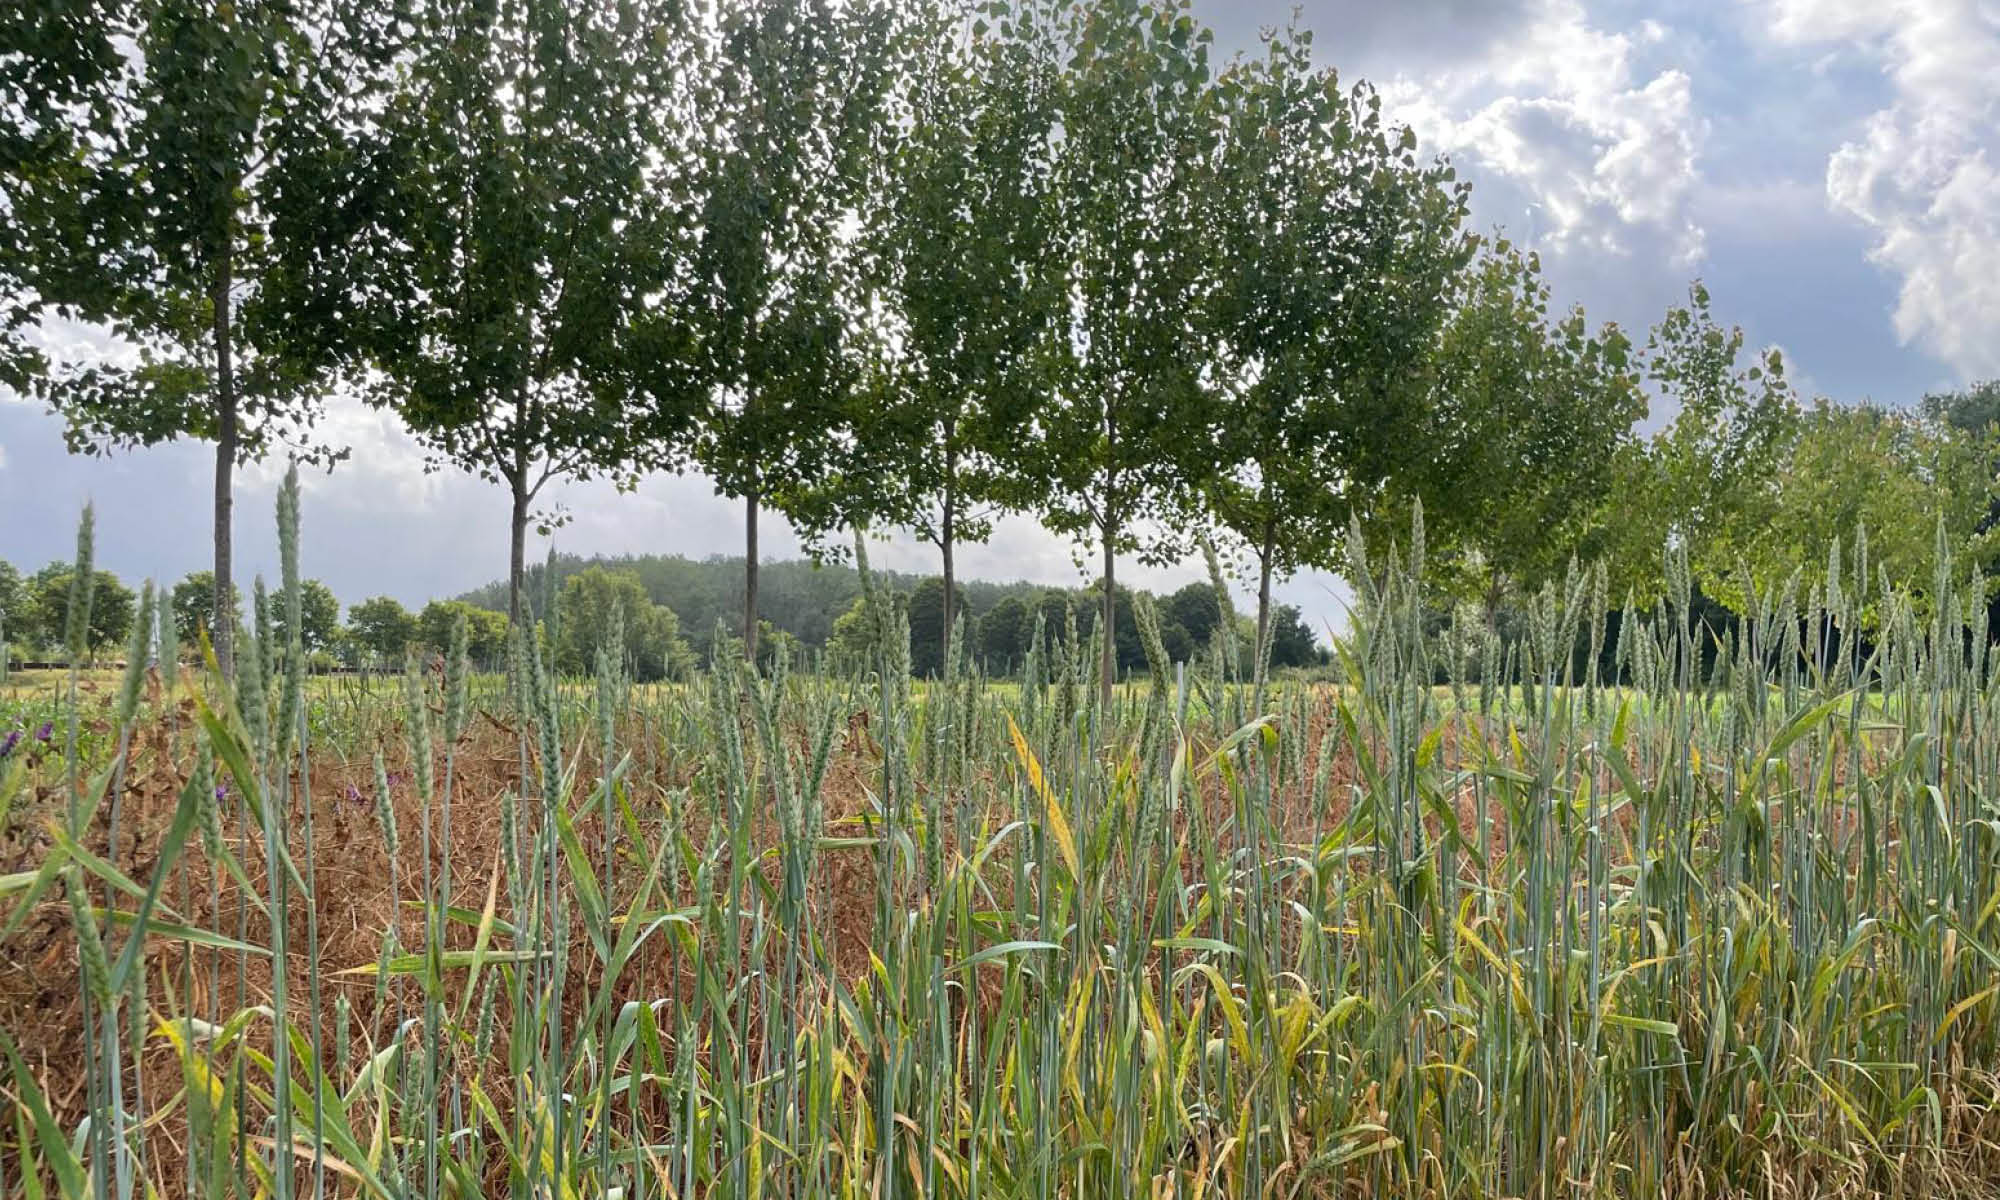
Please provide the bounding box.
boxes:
[1100,525,1115,717]
[1484,565,1504,637]
[1098,412,1119,721]
[508,475,530,628]
[1254,521,1275,706]
[211,254,237,679]
[744,491,760,665]
[940,483,956,675]
[1484,566,1505,710]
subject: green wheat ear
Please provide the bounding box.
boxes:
[155,580,178,694]
[446,609,470,741]
[275,465,305,761]
[403,651,434,809]
[65,865,112,1009]
[64,504,95,663]
[239,582,269,757]
[112,582,153,728]
[372,751,400,861]
[192,735,224,862]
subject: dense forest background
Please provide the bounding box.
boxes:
[467,553,1326,678]
[0,550,1325,680]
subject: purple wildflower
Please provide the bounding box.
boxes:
[214,783,229,803]
[0,731,18,759]
[345,784,362,805]
[34,722,52,743]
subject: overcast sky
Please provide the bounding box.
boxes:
[2,0,1994,643]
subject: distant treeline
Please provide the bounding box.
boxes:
[456,553,1325,679]
[0,550,1325,681]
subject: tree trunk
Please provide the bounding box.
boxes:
[744,491,760,665]
[211,255,237,679]
[1254,523,1275,706]
[507,476,529,628]
[1100,527,1115,717]
[940,487,956,676]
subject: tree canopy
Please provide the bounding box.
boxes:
[417,601,510,666]
[1616,283,1801,606]
[797,0,1061,663]
[1414,241,1643,610]
[346,595,419,664]
[1203,22,1469,683]
[357,0,703,624]
[26,564,133,656]
[692,0,902,659]
[13,0,398,674]
[1022,0,1217,706]
[555,566,695,682]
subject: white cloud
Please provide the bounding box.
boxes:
[1763,0,2000,379]
[240,394,449,512]
[1379,0,1709,268]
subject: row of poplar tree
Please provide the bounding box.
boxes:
[2,0,1815,702]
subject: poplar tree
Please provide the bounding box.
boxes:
[362,0,703,625]
[799,0,1061,664]
[1204,25,1470,692]
[691,0,900,661]
[1620,283,1800,603]
[1024,0,1217,713]
[1413,241,1643,619]
[12,0,396,674]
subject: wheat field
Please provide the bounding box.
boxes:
[6,480,2000,1199]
